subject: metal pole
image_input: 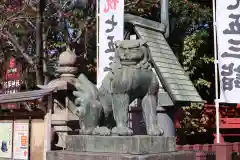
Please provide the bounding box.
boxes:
[160,0,169,38]
[212,0,220,143]
[96,0,99,87]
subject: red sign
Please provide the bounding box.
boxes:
[1,57,22,109]
[5,57,20,80]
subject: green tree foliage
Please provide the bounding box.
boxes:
[180,30,214,135]
[168,0,214,101]
[168,0,214,135]
[179,103,209,135]
[182,29,214,102]
[125,0,159,18]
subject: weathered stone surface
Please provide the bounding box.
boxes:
[71,39,165,136]
[47,150,195,160]
[66,135,176,154]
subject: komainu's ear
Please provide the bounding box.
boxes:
[115,40,121,47]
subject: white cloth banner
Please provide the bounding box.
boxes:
[97,0,124,88]
[216,0,240,103]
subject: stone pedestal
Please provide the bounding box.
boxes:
[47,135,196,160]
[47,150,195,160]
[66,135,176,154]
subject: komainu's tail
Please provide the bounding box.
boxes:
[71,74,103,134]
[73,74,99,108]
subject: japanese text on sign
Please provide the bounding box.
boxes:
[216,0,240,103]
[97,0,124,87]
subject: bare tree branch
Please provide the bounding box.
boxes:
[3,31,34,64]
[125,0,141,7]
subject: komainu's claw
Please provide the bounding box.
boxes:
[93,127,111,136]
[147,126,164,136]
[111,126,133,136]
[79,128,94,135]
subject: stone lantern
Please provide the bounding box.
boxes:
[38,48,79,148]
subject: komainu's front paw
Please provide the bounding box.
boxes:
[147,126,164,136]
[79,128,94,135]
[93,127,111,136]
[111,126,133,136]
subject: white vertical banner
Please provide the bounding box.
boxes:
[216,0,240,103]
[13,122,29,160]
[97,0,124,88]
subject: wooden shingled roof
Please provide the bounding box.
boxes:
[0,88,55,104]
[125,14,203,105]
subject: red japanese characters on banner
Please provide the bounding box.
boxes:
[1,57,22,109]
[104,0,119,13]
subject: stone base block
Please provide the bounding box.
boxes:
[66,135,176,154]
[47,151,196,160]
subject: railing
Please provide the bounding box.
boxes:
[177,142,240,160]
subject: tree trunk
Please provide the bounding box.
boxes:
[35,0,45,85]
[43,28,50,85]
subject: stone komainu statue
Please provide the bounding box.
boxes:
[72,39,163,136]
